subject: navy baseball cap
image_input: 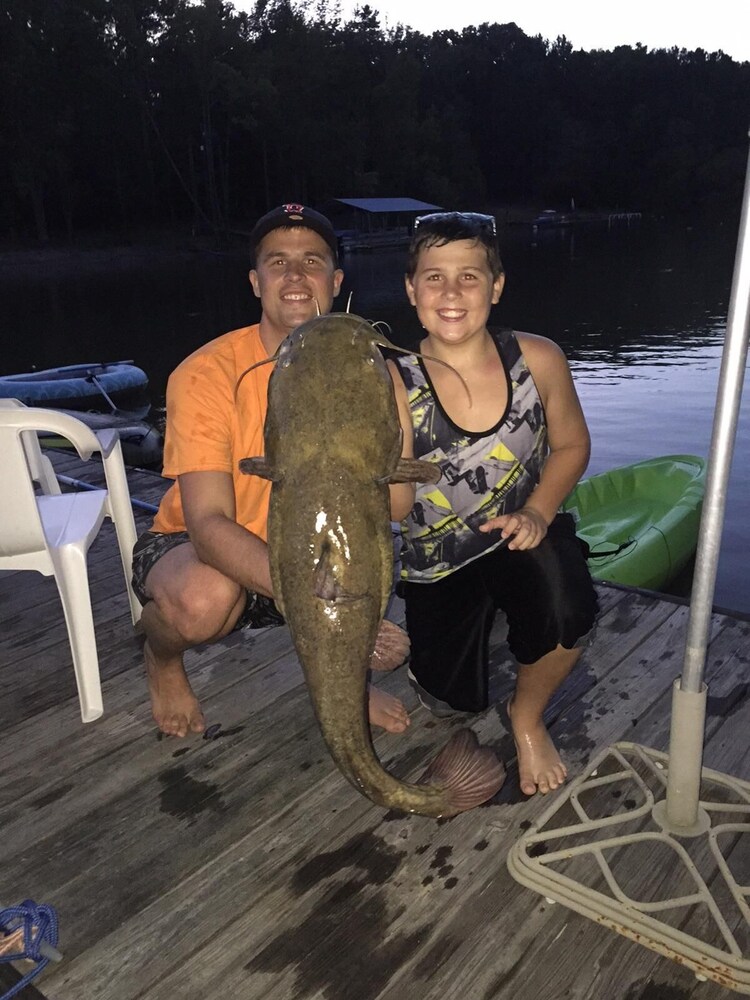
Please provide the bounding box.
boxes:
[249,203,339,264]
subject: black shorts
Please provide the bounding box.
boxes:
[131,531,285,631]
[399,512,599,713]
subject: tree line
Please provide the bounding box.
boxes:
[2,0,748,243]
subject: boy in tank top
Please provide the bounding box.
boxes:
[390,212,598,796]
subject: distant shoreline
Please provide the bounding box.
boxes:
[0,207,646,278]
[0,234,249,279]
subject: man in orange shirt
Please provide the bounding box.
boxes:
[132,205,415,737]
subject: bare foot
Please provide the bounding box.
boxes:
[368,686,410,733]
[369,619,410,672]
[145,641,206,737]
[506,697,567,795]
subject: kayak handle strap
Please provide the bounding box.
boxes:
[587,538,637,559]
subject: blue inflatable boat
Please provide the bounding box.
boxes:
[0,361,149,411]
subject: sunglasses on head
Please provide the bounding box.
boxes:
[413,211,497,237]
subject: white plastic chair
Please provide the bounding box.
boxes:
[0,400,142,722]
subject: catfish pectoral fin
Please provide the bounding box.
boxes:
[239,456,278,480]
[418,729,506,815]
[387,458,441,485]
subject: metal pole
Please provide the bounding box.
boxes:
[661,132,750,831]
[56,474,159,514]
[682,137,750,691]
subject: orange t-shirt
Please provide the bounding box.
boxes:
[152,324,274,541]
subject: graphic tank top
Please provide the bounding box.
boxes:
[395,329,548,582]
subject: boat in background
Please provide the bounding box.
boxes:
[38,408,164,468]
[1,361,163,467]
[532,208,573,228]
[563,455,706,591]
[0,361,149,412]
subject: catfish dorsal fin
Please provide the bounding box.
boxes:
[234,351,279,399]
[371,322,473,410]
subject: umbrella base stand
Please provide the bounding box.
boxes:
[507,741,750,993]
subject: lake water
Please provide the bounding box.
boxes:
[1,220,748,614]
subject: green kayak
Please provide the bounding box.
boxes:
[562,455,706,591]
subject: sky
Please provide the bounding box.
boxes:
[252,0,750,64]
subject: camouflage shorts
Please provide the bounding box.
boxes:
[131,530,285,631]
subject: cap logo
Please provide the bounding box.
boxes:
[283,203,305,215]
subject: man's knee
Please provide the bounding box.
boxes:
[153,568,243,644]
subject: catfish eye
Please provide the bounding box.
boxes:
[367,357,375,366]
[282,358,291,368]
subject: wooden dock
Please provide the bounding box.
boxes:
[1,451,748,1000]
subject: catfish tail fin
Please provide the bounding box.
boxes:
[419,729,505,815]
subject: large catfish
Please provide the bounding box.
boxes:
[240,314,505,817]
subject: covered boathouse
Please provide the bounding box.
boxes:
[323,197,442,250]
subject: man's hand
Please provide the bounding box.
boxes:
[479,506,548,551]
[369,619,410,671]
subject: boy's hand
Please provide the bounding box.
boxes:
[479,506,548,550]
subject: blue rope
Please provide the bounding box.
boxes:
[0,900,59,1000]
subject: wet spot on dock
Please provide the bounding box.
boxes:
[623,981,691,1000]
[217,725,243,738]
[158,765,226,824]
[247,865,434,1000]
[292,831,406,895]
[201,723,244,741]
[556,727,596,758]
[608,602,645,634]
[429,846,453,870]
